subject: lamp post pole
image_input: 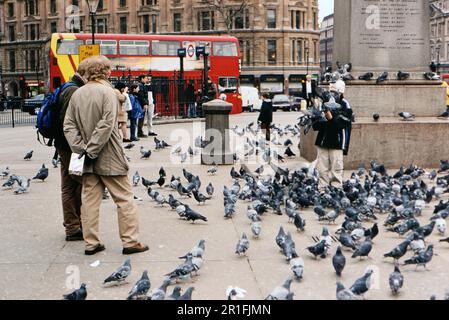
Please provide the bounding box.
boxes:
[305,46,309,75]
[437,46,441,75]
[86,0,99,45]
[91,12,96,45]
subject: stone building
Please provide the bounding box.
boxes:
[0,0,320,97]
[430,0,449,74]
[319,13,332,72]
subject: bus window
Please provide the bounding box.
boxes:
[152,41,180,56]
[56,39,84,55]
[119,40,149,56]
[218,77,238,93]
[86,39,117,55]
[213,42,238,56]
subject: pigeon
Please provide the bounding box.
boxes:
[399,112,415,121]
[359,72,374,81]
[350,269,373,296]
[439,160,449,173]
[265,278,293,300]
[397,71,410,81]
[178,287,195,300]
[424,72,440,80]
[376,71,388,84]
[403,244,434,269]
[141,150,152,159]
[439,237,449,244]
[132,171,140,187]
[32,164,49,182]
[148,279,171,300]
[166,286,182,300]
[192,190,211,205]
[389,265,404,295]
[226,286,247,300]
[436,218,447,235]
[180,152,188,163]
[206,182,214,196]
[290,257,305,280]
[103,258,132,285]
[235,233,250,255]
[127,270,151,300]
[184,205,207,223]
[207,163,218,175]
[255,165,264,175]
[172,146,182,154]
[2,176,16,189]
[307,240,327,259]
[336,282,360,300]
[338,230,357,250]
[293,213,306,232]
[124,143,135,150]
[13,177,31,194]
[251,222,262,238]
[52,157,60,168]
[24,150,33,160]
[0,167,10,179]
[165,255,195,282]
[373,113,380,121]
[63,283,87,300]
[352,237,373,259]
[332,246,346,277]
[179,240,206,259]
[284,147,296,158]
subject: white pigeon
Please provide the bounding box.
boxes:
[290,257,305,280]
[436,218,447,235]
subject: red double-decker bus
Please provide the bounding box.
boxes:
[49,33,242,114]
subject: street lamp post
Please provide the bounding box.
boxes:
[86,0,100,45]
[305,45,310,75]
[436,44,441,75]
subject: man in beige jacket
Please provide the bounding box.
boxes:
[64,55,148,256]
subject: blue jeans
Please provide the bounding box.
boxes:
[188,103,196,118]
[130,118,138,139]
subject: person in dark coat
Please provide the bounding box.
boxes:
[258,93,273,141]
[128,84,144,142]
[312,81,352,191]
[185,81,196,118]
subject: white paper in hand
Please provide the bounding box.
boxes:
[69,153,85,176]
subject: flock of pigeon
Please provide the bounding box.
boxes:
[3,113,449,300]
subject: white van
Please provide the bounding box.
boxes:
[239,86,263,112]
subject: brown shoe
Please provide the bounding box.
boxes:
[85,244,106,256]
[122,243,149,255]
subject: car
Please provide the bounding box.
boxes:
[239,86,263,112]
[291,97,304,111]
[272,94,292,112]
[23,94,45,113]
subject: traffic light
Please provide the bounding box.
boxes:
[19,75,26,98]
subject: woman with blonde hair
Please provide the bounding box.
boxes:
[114,82,131,142]
[64,55,148,255]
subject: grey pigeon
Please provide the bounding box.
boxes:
[384,239,411,261]
[132,171,140,186]
[127,270,151,300]
[265,278,293,300]
[24,150,33,160]
[403,244,434,269]
[0,167,10,179]
[178,287,194,300]
[141,150,152,159]
[235,233,250,255]
[336,282,359,300]
[63,283,87,300]
[103,258,132,285]
[290,257,304,280]
[14,177,31,194]
[166,286,182,300]
[389,265,404,295]
[149,279,171,300]
[332,246,346,276]
[165,255,195,282]
[206,182,214,196]
[179,240,206,259]
[352,237,372,259]
[33,164,48,181]
[350,269,373,296]
[251,222,262,238]
[399,112,415,121]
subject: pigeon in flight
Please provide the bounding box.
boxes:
[103,258,132,285]
[63,283,87,300]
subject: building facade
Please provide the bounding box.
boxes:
[430,0,449,74]
[0,0,320,97]
[319,13,332,72]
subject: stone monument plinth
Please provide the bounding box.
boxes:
[301,0,449,169]
[201,99,234,165]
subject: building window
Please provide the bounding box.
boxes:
[8,50,16,72]
[141,0,157,5]
[120,0,127,7]
[152,15,157,33]
[50,22,58,33]
[96,18,107,33]
[25,24,40,40]
[232,9,249,30]
[267,9,276,29]
[291,39,302,64]
[120,17,127,33]
[143,15,150,33]
[267,39,277,64]
[7,2,14,18]
[174,13,182,32]
[50,0,57,14]
[239,40,251,66]
[98,0,104,10]
[72,0,79,6]
[8,25,16,42]
[313,11,317,30]
[25,0,39,16]
[198,11,215,31]
[27,50,37,71]
[291,10,301,29]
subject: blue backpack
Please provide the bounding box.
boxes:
[36,82,76,145]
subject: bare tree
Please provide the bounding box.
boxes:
[202,0,253,34]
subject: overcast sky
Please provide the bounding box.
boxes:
[319,0,334,22]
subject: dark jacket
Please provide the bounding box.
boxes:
[206,81,217,101]
[129,93,144,119]
[137,82,149,107]
[185,84,195,103]
[54,73,86,151]
[302,80,318,99]
[312,99,353,155]
[258,100,273,124]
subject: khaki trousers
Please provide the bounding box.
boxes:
[81,173,140,251]
[316,146,344,191]
[57,148,83,236]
